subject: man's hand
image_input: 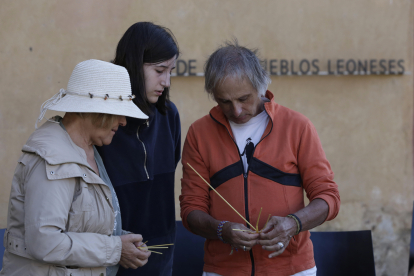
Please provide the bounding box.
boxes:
[257,216,296,258]
[186,210,260,251]
[119,234,151,269]
[222,222,259,251]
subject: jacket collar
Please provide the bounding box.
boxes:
[22,117,92,169]
[123,104,156,133]
[22,117,108,186]
[124,116,149,134]
[209,90,276,127]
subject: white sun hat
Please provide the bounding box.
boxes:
[35,59,148,128]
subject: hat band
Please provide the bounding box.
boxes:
[35,89,136,129]
[64,90,136,101]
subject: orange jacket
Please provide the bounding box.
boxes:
[180,91,340,276]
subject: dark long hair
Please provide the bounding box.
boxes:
[113,22,179,115]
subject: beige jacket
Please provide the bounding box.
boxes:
[0,119,122,276]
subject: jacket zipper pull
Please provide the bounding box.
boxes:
[136,123,150,179]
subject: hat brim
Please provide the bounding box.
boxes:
[47,94,148,119]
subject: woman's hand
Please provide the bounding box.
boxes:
[257,216,296,258]
[119,234,151,269]
[222,222,259,252]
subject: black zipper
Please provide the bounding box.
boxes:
[136,120,150,179]
[249,108,274,160]
[210,107,274,276]
[244,169,255,276]
[210,113,257,276]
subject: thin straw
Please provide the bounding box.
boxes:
[255,207,263,233]
[138,243,174,252]
[136,241,148,250]
[232,229,256,234]
[137,244,163,254]
[147,250,162,254]
[263,214,271,230]
[187,163,257,231]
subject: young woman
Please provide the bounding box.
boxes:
[97,22,181,276]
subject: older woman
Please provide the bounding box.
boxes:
[0,59,151,276]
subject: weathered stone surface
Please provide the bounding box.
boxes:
[316,202,412,276]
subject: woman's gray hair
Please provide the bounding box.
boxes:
[204,40,271,96]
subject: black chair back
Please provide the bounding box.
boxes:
[408,202,414,274]
[173,221,376,276]
[311,230,376,276]
[0,228,5,271]
[173,221,205,276]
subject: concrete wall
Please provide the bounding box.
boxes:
[0,1,412,275]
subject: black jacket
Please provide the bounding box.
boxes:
[97,102,181,275]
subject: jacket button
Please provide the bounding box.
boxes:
[100,273,104,276]
[16,244,18,248]
[83,174,87,178]
[50,171,54,175]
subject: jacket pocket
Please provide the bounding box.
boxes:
[67,180,96,232]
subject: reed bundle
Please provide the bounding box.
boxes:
[187,163,272,234]
[137,242,174,254]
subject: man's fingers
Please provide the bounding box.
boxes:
[260,218,278,233]
[238,231,259,240]
[225,222,259,245]
[258,236,274,246]
[238,240,257,251]
[259,226,280,240]
[261,239,290,258]
[268,247,285,258]
[260,225,273,233]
